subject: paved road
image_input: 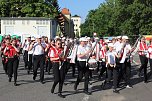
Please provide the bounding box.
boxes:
[0,55,152,101]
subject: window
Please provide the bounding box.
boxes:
[13,20,15,24]
[46,20,48,25]
[22,20,25,25]
[3,20,6,24]
[36,20,39,24]
[27,20,30,25]
[43,20,45,25]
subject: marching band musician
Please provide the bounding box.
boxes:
[45,39,55,75]
[22,36,31,69]
[138,36,148,83]
[48,38,65,98]
[98,39,107,79]
[3,38,20,86]
[1,37,8,74]
[148,39,152,78]
[29,35,46,84]
[117,36,132,88]
[27,37,35,74]
[74,37,91,95]
[104,43,119,93]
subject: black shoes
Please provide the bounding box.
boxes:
[40,81,45,84]
[58,93,65,98]
[113,89,119,93]
[33,76,36,81]
[14,82,17,86]
[74,84,77,91]
[51,88,54,94]
[84,90,91,95]
[9,77,12,82]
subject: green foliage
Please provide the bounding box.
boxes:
[0,0,60,18]
[81,0,152,37]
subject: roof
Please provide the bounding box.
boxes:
[61,8,71,15]
[0,17,55,20]
[72,15,81,17]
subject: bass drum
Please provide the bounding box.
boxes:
[88,59,98,70]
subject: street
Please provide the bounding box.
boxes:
[0,55,152,101]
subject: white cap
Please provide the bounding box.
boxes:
[31,37,35,40]
[122,36,129,39]
[117,36,121,39]
[79,37,87,42]
[55,36,60,39]
[87,37,91,40]
[108,43,114,47]
[94,37,99,40]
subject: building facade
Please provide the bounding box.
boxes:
[71,15,81,37]
[1,17,57,42]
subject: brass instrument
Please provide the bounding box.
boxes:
[59,40,74,70]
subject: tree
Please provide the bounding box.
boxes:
[0,0,59,18]
[80,0,152,37]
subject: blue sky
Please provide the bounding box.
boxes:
[58,0,105,23]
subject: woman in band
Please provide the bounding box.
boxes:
[138,36,148,83]
[74,37,91,95]
[49,39,65,98]
[148,39,152,78]
[3,38,20,86]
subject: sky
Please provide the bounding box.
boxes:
[58,0,105,23]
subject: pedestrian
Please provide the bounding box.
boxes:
[74,37,91,95]
[3,38,20,86]
[138,36,148,83]
[29,35,46,84]
[103,43,119,93]
[49,38,65,98]
[148,39,152,78]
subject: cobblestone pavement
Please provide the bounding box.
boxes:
[0,55,152,101]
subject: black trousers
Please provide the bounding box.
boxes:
[118,59,131,86]
[139,55,148,82]
[65,62,75,77]
[148,58,152,78]
[7,56,19,82]
[23,50,28,68]
[46,59,52,73]
[75,61,89,91]
[28,54,33,71]
[99,62,107,77]
[106,65,118,89]
[2,56,8,74]
[51,62,65,93]
[33,55,45,82]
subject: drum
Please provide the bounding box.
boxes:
[88,59,98,70]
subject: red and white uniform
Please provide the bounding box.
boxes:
[48,46,63,62]
[100,45,106,62]
[138,42,148,56]
[4,45,17,58]
[148,45,152,59]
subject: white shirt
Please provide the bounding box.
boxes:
[77,45,89,61]
[28,48,34,54]
[33,43,46,55]
[106,51,117,65]
[114,41,122,53]
[148,46,152,59]
[23,41,30,51]
[120,43,132,63]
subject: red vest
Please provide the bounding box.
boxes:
[4,45,17,58]
[138,42,148,55]
[48,46,63,59]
